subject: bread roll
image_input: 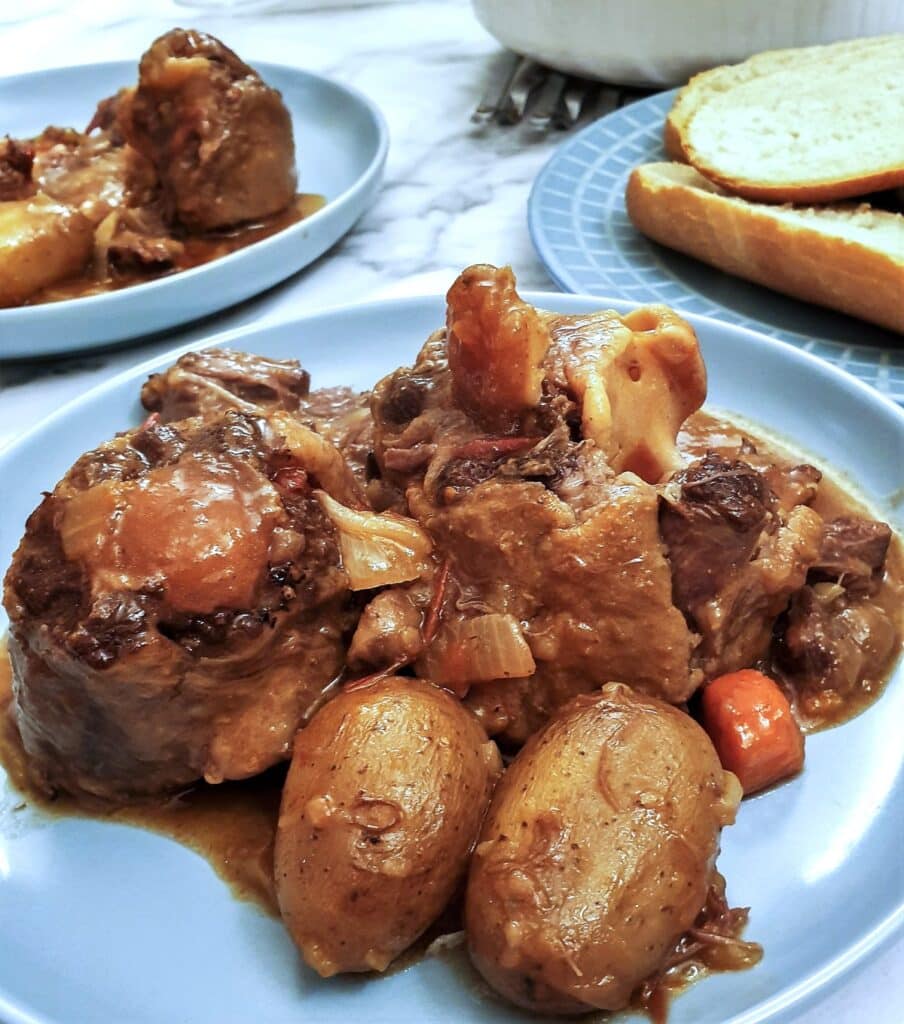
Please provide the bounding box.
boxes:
[626,162,904,334]
[665,35,904,202]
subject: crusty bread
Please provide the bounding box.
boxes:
[625,162,904,334]
[665,35,904,202]
[663,40,841,162]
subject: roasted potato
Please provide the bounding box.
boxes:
[0,196,93,306]
[465,682,741,1015]
[274,675,502,976]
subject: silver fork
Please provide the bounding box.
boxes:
[472,52,650,131]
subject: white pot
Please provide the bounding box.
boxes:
[471,0,904,86]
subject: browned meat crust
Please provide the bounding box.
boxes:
[122,28,296,230]
[3,410,355,801]
[660,451,823,677]
[0,137,35,200]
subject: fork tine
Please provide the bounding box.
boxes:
[527,71,568,131]
[472,51,521,125]
[499,57,545,124]
[558,77,595,128]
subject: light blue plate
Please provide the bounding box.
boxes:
[0,293,901,1024]
[0,61,388,359]
[528,91,904,403]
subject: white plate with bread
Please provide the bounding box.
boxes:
[528,35,904,402]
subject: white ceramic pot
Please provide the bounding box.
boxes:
[471,0,904,85]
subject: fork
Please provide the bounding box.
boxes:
[472,52,651,132]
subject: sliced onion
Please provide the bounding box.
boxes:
[812,581,846,604]
[315,490,433,591]
[92,209,120,275]
[425,613,536,687]
[270,412,363,508]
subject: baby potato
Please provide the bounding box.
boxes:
[465,682,741,1015]
[275,675,502,976]
[0,196,93,306]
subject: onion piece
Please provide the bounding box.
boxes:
[270,412,363,508]
[812,581,846,604]
[92,209,120,275]
[315,490,433,591]
[424,613,536,688]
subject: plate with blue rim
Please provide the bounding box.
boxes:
[0,60,388,360]
[0,291,902,1024]
[528,89,904,403]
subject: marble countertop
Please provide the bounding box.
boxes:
[0,2,900,1022]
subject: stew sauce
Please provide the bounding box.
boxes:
[24,193,326,307]
[0,410,900,1013]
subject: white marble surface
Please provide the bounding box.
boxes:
[0,3,900,1022]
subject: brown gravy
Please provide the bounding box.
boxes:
[0,409,900,1018]
[25,193,326,307]
[0,640,281,915]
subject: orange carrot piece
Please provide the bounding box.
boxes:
[701,669,804,795]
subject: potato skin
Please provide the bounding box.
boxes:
[275,675,502,976]
[465,682,740,1015]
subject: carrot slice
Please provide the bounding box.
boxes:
[701,669,804,795]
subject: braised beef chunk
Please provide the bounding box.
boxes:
[122,28,296,230]
[379,374,429,426]
[660,452,776,609]
[810,517,892,595]
[660,451,825,678]
[7,496,85,622]
[779,586,896,700]
[86,89,132,141]
[0,137,35,200]
[764,463,821,515]
[105,207,185,270]
[3,409,356,801]
[142,349,312,421]
[139,350,379,488]
[775,515,896,705]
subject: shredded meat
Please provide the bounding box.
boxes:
[142,348,311,421]
[141,350,375,486]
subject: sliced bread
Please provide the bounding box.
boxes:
[665,35,904,202]
[625,162,904,334]
[663,41,830,161]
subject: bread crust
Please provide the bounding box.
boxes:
[683,157,904,205]
[625,164,904,335]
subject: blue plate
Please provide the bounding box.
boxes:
[0,293,902,1024]
[0,61,388,359]
[528,90,904,403]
